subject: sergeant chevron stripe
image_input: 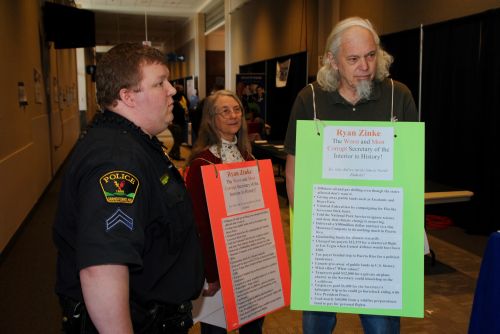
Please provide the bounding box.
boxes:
[106,208,134,231]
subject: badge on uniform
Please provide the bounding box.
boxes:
[99,170,140,204]
[160,173,169,185]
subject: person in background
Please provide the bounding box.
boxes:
[175,83,190,112]
[284,17,418,334]
[175,83,190,145]
[188,88,200,111]
[253,85,266,117]
[168,91,187,160]
[191,84,225,143]
[255,85,265,102]
[186,90,265,334]
[53,42,204,334]
[245,108,265,141]
[236,81,251,115]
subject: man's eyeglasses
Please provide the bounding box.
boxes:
[216,107,243,119]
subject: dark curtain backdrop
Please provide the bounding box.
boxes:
[383,9,500,233]
[380,28,420,106]
[240,52,308,141]
[475,10,500,232]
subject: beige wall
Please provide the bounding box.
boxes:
[48,46,81,173]
[206,29,225,51]
[170,18,196,80]
[0,0,80,253]
[169,17,206,96]
[169,39,196,80]
[230,0,319,85]
[228,0,500,90]
[169,14,210,97]
[338,0,500,35]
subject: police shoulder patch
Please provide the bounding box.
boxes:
[99,170,140,204]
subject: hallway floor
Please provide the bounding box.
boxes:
[0,146,487,333]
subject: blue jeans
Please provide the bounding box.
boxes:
[302,311,400,334]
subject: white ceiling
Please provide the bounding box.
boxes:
[75,0,220,47]
[75,0,214,17]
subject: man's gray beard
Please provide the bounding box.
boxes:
[356,80,373,100]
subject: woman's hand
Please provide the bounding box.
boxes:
[203,280,221,296]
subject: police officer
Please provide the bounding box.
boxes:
[53,43,204,333]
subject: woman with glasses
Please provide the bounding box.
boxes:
[186,90,264,334]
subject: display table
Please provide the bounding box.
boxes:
[251,141,287,175]
[425,181,474,205]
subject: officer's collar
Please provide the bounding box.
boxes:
[93,110,178,176]
[91,111,171,153]
[92,110,143,133]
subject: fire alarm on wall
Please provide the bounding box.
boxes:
[18,82,28,107]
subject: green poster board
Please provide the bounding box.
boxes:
[291,120,424,318]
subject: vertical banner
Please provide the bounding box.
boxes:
[235,73,266,120]
[201,159,290,330]
[291,120,424,318]
[276,58,291,88]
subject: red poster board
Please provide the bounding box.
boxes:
[201,159,290,330]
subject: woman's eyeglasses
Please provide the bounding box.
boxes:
[216,107,243,119]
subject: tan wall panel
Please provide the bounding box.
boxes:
[0,113,53,251]
[338,0,500,34]
[51,113,80,174]
[0,0,79,252]
[169,39,196,81]
[0,143,37,251]
[206,29,225,51]
[169,19,197,81]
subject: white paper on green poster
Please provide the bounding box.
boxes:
[323,126,394,180]
[291,120,424,318]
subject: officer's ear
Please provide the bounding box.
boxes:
[118,88,136,108]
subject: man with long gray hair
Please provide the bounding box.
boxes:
[284,17,418,334]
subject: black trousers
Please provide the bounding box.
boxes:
[59,296,193,334]
[200,317,265,334]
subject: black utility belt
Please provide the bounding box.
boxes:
[145,301,194,332]
[59,296,194,333]
[149,300,192,315]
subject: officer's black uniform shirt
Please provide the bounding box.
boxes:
[53,110,204,307]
